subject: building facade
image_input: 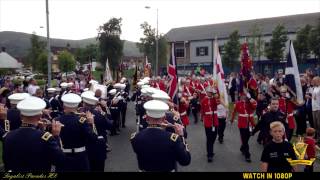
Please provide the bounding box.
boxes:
[165,12,320,75]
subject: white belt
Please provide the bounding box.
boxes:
[98,136,104,139]
[205,112,213,115]
[288,113,294,117]
[110,107,118,109]
[137,101,141,104]
[180,111,187,116]
[62,146,86,153]
[239,114,254,117]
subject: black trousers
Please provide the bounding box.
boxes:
[296,112,307,136]
[110,111,120,134]
[287,129,294,142]
[218,118,226,140]
[205,127,217,158]
[121,104,127,127]
[89,158,105,172]
[239,128,251,158]
[192,109,198,123]
[230,90,236,103]
[307,110,314,128]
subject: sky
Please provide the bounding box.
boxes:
[0,0,319,42]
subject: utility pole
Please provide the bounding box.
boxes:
[46,0,51,87]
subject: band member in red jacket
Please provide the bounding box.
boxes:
[278,86,301,141]
[200,86,219,163]
[231,90,257,162]
[179,95,190,127]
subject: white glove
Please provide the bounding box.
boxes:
[286,93,290,99]
[246,93,251,99]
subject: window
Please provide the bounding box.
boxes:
[175,48,185,58]
[196,46,208,56]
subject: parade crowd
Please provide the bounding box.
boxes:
[0,66,319,172]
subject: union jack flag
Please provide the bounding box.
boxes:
[167,43,178,105]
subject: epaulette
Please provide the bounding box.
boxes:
[130,132,136,140]
[79,117,86,124]
[41,132,52,141]
[170,133,178,142]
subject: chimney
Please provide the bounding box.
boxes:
[1,47,5,52]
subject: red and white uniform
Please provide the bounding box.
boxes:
[183,85,193,98]
[196,82,208,102]
[200,96,218,128]
[179,99,190,126]
[278,97,296,129]
[232,99,257,129]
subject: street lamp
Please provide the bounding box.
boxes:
[145,6,158,76]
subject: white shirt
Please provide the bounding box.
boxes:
[217,104,228,118]
[312,86,320,111]
[27,84,39,95]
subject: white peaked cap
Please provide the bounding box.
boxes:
[60,82,68,88]
[9,93,30,105]
[17,96,46,116]
[152,91,170,103]
[61,93,81,108]
[143,100,169,118]
[81,91,99,105]
[67,82,74,87]
[143,77,151,81]
[137,82,144,87]
[141,88,148,96]
[89,80,99,84]
[141,85,150,89]
[109,89,117,95]
[145,87,156,97]
[113,83,122,89]
[47,88,56,93]
[119,83,126,90]
[141,79,149,84]
[81,90,95,98]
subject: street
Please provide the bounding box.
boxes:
[105,102,320,172]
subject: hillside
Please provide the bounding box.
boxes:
[0,31,143,59]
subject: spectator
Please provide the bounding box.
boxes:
[260,121,297,172]
[304,127,320,172]
[27,79,39,95]
[311,76,320,140]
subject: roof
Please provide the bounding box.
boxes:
[165,12,320,42]
[0,51,22,69]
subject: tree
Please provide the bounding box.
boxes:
[265,24,288,61]
[137,22,168,74]
[26,32,46,70]
[58,50,76,75]
[248,24,264,61]
[309,19,320,60]
[158,36,168,70]
[97,17,124,78]
[74,44,99,65]
[293,24,312,63]
[223,30,241,70]
[36,52,48,75]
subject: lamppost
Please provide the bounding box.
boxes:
[46,0,51,87]
[145,6,158,76]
